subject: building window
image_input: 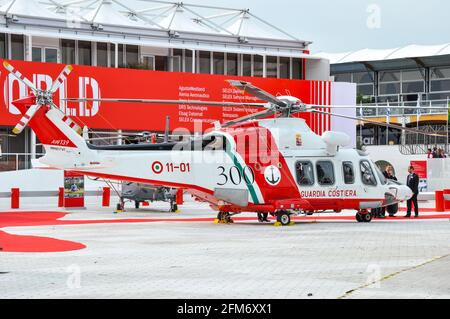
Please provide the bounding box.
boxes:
[142,55,155,70]
[379,83,400,95]
[431,67,450,93]
[279,57,290,79]
[353,72,374,84]
[78,41,92,66]
[401,69,425,94]
[292,58,303,79]
[379,71,400,82]
[32,47,42,62]
[253,55,264,77]
[0,33,5,59]
[198,51,211,74]
[242,54,251,76]
[126,45,139,67]
[226,53,238,76]
[213,52,225,75]
[97,43,108,67]
[172,49,183,72]
[295,161,315,186]
[33,47,58,63]
[155,56,168,71]
[185,50,193,73]
[61,39,75,64]
[343,162,355,184]
[265,56,277,78]
[11,34,25,60]
[45,48,58,63]
[334,73,352,82]
[357,84,374,96]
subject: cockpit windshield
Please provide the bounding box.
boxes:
[373,161,387,185]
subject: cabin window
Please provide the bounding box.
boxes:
[296,161,314,186]
[343,162,355,184]
[316,161,335,186]
[360,160,377,186]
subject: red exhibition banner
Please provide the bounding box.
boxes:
[0,59,330,132]
[410,161,427,179]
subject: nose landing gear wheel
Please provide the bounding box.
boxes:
[276,212,291,226]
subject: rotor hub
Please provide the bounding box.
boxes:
[35,90,54,107]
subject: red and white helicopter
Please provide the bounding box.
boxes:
[4,61,446,225]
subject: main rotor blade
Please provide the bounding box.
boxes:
[3,61,38,93]
[309,104,450,110]
[227,80,287,108]
[50,65,74,93]
[312,110,447,138]
[12,105,40,135]
[63,98,267,108]
[221,108,277,128]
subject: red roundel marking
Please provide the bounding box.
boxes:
[152,161,164,174]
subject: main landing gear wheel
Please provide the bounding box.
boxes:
[276,212,291,226]
[356,211,372,223]
[216,212,234,224]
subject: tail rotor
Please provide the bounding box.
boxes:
[3,61,75,135]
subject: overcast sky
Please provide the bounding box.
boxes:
[188,0,448,53]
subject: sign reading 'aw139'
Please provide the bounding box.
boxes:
[0,59,333,133]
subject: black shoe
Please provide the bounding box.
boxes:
[404,215,411,218]
[414,215,419,218]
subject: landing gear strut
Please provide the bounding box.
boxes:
[356,210,372,223]
[216,212,234,224]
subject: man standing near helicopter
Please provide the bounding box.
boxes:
[405,166,420,218]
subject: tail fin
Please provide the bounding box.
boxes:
[29,106,87,150]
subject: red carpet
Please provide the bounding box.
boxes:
[1,211,449,253]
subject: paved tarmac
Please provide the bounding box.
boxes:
[0,198,449,299]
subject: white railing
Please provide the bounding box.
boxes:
[357,98,450,117]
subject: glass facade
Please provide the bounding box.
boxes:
[292,58,303,80]
[226,53,238,76]
[97,42,108,67]
[198,51,211,74]
[242,54,252,76]
[61,39,75,64]
[0,33,5,59]
[266,56,277,78]
[11,34,24,60]
[279,57,290,79]
[253,55,264,77]
[213,52,225,75]
[78,41,92,66]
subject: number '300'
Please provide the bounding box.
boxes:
[217,166,255,186]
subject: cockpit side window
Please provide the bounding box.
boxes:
[360,160,377,186]
[296,161,315,186]
[343,162,355,184]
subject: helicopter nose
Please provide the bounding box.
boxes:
[392,185,413,202]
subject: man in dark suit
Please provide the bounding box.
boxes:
[405,166,420,218]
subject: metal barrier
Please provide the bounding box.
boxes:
[0,188,111,209]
